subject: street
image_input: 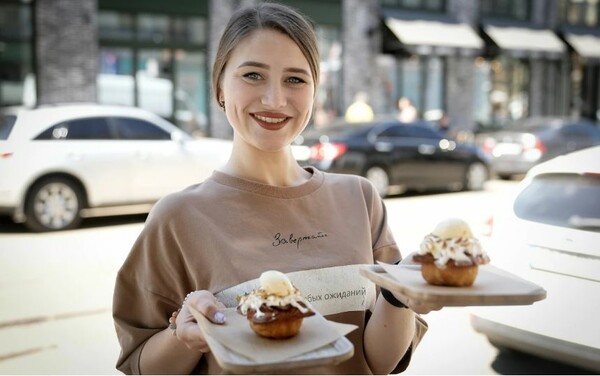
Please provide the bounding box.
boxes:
[0,179,592,374]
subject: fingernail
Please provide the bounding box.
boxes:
[214,311,226,323]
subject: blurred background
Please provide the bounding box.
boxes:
[1,0,599,374]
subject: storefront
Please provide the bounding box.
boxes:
[380,4,484,132]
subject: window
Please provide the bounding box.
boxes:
[514,173,600,231]
[97,10,208,132]
[35,118,113,140]
[380,0,445,12]
[480,0,531,21]
[0,2,33,107]
[559,0,600,27]
[0,114,16,140]
[113,117,171,140]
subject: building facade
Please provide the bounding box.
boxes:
[1,0,599,138]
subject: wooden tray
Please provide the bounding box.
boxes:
[190,308,354,374]
[360,263,546,306]
[203,332,354,374]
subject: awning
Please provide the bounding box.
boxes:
[384,17,484,56]
[563,32,600,59]
[482,25,566,59]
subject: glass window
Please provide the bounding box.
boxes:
[489,56,530,127]
[560,0,600,27]
[514,173,600,232]
[398,56,423,118]
[172,17,206,44]
[113,117,171,140]
[0,114,16,140]
[137,14,169,43]
[481,0,531,21]
[314,25,343,127]
[423,57,444,121]
[380,0,444,12]
[98,48,135,107]
[98,11,134,40]
[0,2,33,107]
[35,118,113,140]
[174,50,207,136]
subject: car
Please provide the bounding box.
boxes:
[470,145,600,373]
[0,103,233,232]
[475,116,600,179]
[298,120,490,197]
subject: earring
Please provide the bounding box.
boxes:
[219,99,225,112]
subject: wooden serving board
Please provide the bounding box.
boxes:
[204,332,354,374]
[190,307,355,374]
[360,263,546,306]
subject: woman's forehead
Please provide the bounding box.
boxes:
[227,29,311,71]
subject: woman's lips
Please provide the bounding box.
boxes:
[252,112,290,131]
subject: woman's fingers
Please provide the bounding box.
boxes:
[188,291,227,324]
[174,290,227,352]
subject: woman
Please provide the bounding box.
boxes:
[113,3,434,374]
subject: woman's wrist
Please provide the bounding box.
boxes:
[380,287,408,309]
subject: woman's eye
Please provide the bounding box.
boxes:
[287,77,306,84]
[243,72,261,80]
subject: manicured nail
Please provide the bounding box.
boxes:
[214,311,226,323]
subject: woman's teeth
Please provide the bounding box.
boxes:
[255,115,286,124]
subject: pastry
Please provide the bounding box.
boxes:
[237,270,315,339]
[412,218,490,287]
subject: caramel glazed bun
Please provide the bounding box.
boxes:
[237,280,315,339]
[413,220,490,287]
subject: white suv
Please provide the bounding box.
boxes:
[0,104,232,232]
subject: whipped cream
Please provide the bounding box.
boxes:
[418,233,486,268]
[237,271,313,318]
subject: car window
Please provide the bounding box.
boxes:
[560,123,600,140]
[514,173,600,232]
[113,117,171,140]
[378,125,409,138]
[34,117,113,140]
[0,114,17,140]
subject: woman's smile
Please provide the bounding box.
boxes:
[252,112,291,131]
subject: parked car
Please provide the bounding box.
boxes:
[0,104,233,232]
[475,117,600,179]
[470,146,600,373]
[298,120,490,197]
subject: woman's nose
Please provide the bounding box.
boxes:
[261,83,287,108]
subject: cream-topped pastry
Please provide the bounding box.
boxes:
[237,270,314,338]
[413,218,490,287]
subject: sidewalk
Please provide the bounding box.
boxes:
[0,224,139,374]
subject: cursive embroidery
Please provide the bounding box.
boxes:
[272,232,328,249]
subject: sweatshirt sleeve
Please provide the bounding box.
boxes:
[112,202,190,374]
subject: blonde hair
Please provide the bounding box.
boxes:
[212,2,320,104]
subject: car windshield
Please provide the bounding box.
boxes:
[514,173,600,232]
[0,114,17,140]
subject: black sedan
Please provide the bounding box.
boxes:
[298,120,491,197]
[475,117,600,179]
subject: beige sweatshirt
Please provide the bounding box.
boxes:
[113,167,427,374]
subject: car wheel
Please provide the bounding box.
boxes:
[365,166,390,197]
[464,162,488,191]
[24,177,84,232]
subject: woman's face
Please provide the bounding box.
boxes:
[219,29,315,153]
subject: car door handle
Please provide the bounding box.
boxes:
[375,142,393,152]
[418,144,435,155]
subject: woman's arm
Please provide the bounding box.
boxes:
[364,296,416,374]
[139,290,226,374]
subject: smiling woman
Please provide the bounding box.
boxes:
[113,3,432,375]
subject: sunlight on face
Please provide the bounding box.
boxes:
[219,29,315,153]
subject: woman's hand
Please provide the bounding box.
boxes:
[174,290,227,352]
[398,252,444,314]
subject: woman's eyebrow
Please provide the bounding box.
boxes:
[238,61,310,76]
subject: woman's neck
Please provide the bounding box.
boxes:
[219,142,311,187]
